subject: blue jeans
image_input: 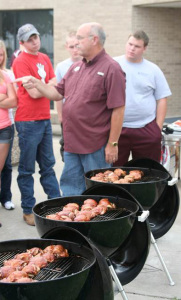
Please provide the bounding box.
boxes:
[60,145,111,196]
[0,125,14,204]
[15,120,60,214]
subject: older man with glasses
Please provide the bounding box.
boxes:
[15,22,126,196]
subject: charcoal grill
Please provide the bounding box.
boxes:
[124,158,180,239]
[33,192,151,300]
[83,183,175,290]
[33,195,139,257]
[85,166,174,211]
[0,228,114,300]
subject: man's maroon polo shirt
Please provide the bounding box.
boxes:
[56,49,125,154]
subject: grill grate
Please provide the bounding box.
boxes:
[0,250,21,266]
[38,206,131,221]
[0,251,90,281]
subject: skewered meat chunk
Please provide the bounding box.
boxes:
[114,168,126,177]
[44,245,69,258]
[90,176,106,182]
[124,175,135,183]
[46,214,61,220]
[129,170,142,180]
[15,252,32,263]
[57,211,75,220]
[107,174,119,182]
[92,205,107,215]
[0,266,16,279]
[22,263,40,277]
[3,258,25,270]
[27,247,44,256]
[74,212,91,222]
[42,251,55,263]
[81,204,94,211]
[83,199,97,207]
[8,270,28,282]
[129,169,144,176]
[99,198,116,208]
[63,203,79,210]
[104,170,113,175]
[29,256,48,268]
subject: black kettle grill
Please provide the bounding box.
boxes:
[84,158,180,239]
[0,227,114,300]
[33,190,150,300]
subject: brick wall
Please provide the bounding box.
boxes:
[132,6,181,117]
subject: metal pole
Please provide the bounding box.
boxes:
[107,258,129,300]
[151,233,175,286]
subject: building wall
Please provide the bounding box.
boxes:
[0,0,180,117]
[132,6,181,116]
[132,0,181,6]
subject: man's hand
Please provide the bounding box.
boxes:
[14,76,40,89]
[105,143,118,164]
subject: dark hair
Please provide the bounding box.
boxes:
[129,30,149,47]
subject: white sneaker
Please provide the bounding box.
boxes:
[3,201,15,210]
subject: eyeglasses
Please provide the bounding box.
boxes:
[76,35,93,40]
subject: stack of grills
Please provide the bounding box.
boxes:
[0,159,179,300]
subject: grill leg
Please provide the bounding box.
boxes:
[151,233,175,286]
[107,258,129,300]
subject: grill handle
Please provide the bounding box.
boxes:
[167,177,178,186]
[138,210,149,222]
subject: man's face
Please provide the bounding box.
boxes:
[125,36,146,63]
[66,37,81,61]
[76,25,93,58]
[22,34,41,54]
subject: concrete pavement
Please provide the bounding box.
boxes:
[0,135,181,300]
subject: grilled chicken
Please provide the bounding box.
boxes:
[29,256,48,268]
[44,245,69,258]
[27,247,44,256]
[8,270,28,282]
[3,258,25,270]
[22,263,40,277]
[15,252,32,263]
[83,199,97,207]
[0,266,16,279]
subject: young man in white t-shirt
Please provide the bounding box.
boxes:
[113,30,171,166]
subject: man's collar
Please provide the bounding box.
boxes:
[83,49,105,66]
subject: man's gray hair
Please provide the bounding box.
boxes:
[90,23,106,46]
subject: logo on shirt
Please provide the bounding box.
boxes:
[97,72,104,76]
[37,63,46,83]
[74,66,80,72]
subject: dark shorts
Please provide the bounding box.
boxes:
[0,126,12,144]
[114,119,162,167]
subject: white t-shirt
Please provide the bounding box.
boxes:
[114,55,172,128]
[55,58,73,83]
